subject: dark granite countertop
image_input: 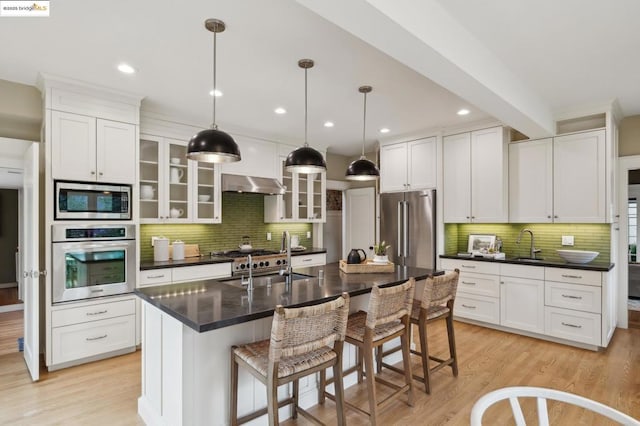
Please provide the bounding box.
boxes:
[440,254,614,272]
[135,262,440,332]
[139,247,327,271]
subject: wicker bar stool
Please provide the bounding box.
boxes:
[377,269,460,394]
[320,278,415,425]
[230,293,350,425]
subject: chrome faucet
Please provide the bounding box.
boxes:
[241,254,254,292]
[516,228,541,259]
[280,231,293,284]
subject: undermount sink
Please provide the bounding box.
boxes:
[219,273,314,289]
[514,257,545,263]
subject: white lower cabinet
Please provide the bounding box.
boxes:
[441,258,613,349]
[139,262,232,287]
[290,253,326,268]
[50,297,136,367]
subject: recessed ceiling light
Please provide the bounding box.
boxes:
[324,121,334,128]
[209,89,223,97]
[117,63,136,74]
[274,107,287,115]
[379,128,390,134]
[457,108,470,116]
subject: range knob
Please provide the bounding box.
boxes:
[282,259,287,264]
[239,264,245,269]
[253,263,258,269]
[276,260,282,265]
[259,261,264,267]
[246,262,251,269]
[264,261,270,267]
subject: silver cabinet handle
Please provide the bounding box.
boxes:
[86,334,108,341]
[561,274,582,279]
[147,274,166,279]
[547,215,551,219]
[554,215,559,218]
[461,281,476,285]
[99,172,103,176]
[461,264,476,269]
[91,171,96,175]
[561,294,582,300]
[561,322,582,329]
[461,304,476,309]
[86,310,107,316]
[90,289,105,293]
[302,258,312,262]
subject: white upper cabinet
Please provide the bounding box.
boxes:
[553,130,606,223]
[51,111,136,184]
[509,138,553,222]
[444,127,508,223]
[380,137,436,193]
[220,135,278,179]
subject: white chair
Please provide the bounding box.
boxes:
[470,386,640,426]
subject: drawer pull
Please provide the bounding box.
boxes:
[561,322,582,329]
[561,274,582,279]
[86,310,108,316]
[461,264,476,269]
[461,281,476,285]
[86,334,108,341]
[148,274,166,279]
[90,289,104,293]
[561,294,582,300]
[302,258,312,262]
[461,304,477,309]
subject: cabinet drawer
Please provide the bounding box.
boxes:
[172,263,232,283]
[52,299,135,328]
[51,315,136,365]
[139,269,173,286]
[545,281,602,314]
[544,307,601,346]
[441,258,499,275]
[545,267,601,287]
[458,272,500,298]
[500,263,544,280]
[291,253,326,268]
[454,294,499,325]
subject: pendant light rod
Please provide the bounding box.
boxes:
[299,59,314,147]
[205,19,225,130]
[359,85,372,158]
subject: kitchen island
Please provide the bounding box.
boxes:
[135,263,438,426]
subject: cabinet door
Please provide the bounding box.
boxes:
[220,136,277,179]
[471,127,508,222]
[553,130,606,222]
[51,111,96,181]
[164,139,191,222]
[380,143,408,193]
[192,160,221,223]
[500,276,544,333]
[443,133,471,222]
[509,138,553,222]
[139,136,162,222]
[96,119,136,184]
[407,137,437,190]
[306,172,326,222]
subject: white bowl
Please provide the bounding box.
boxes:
[170,157,181,164]
[556,250,599,264]
[198,194,211,202]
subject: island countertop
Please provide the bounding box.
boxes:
[135,263,440,332]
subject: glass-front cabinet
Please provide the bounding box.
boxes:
[139,134,221,223]
[265,154,326,223]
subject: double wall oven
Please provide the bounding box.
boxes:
[52,224,136,304]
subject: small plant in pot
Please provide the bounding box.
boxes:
[373,241,391,263]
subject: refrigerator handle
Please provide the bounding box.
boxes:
[397,202,403,256]
[402,201,409,257]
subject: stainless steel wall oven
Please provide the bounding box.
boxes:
[52,224,136,304]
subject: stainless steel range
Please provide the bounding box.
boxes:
[215,249,289,276]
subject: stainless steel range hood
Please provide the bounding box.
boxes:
[221,174,286,195]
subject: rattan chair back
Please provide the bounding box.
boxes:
[421,269,459,310]
[366,278,415,329]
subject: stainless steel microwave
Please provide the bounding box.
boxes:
[55,181,131,220]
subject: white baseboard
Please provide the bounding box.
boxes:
[0,282,18,289]
[0,303,23,313]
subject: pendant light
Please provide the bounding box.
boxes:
[187,19,241,163]
[346,85,380,180]
[284,59,327,174]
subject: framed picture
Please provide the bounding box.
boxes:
[467,234,496,253]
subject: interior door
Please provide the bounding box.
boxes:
[22,143,39,381]
[345,188,375,260]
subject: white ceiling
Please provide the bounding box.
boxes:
[0,1,638,156]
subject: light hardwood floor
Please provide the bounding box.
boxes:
[1,317,638,425]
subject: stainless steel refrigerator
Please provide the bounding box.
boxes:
[380,189,436,268]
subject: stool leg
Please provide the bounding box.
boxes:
[292,379,299,419]
[375,345,383,373]
[230,351,239,426]
[319,368,326,404]
[363,337,378,425]
[267,367,279,426]
[446,312,459,376]
[401,318,414,406]
[333,342,346,426]
[357,345,364,384]
[418,315,431,394]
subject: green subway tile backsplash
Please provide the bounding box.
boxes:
[140,192,312,261]
[444,223,611,263]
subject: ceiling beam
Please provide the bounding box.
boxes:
[297,0,555,138]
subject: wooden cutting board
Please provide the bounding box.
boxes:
[169,244,200,259]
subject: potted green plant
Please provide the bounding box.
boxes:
[373,241,391,263]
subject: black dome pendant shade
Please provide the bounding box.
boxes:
[187,19,241,163]
[284,59,326,174]
[346,85,379,181]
